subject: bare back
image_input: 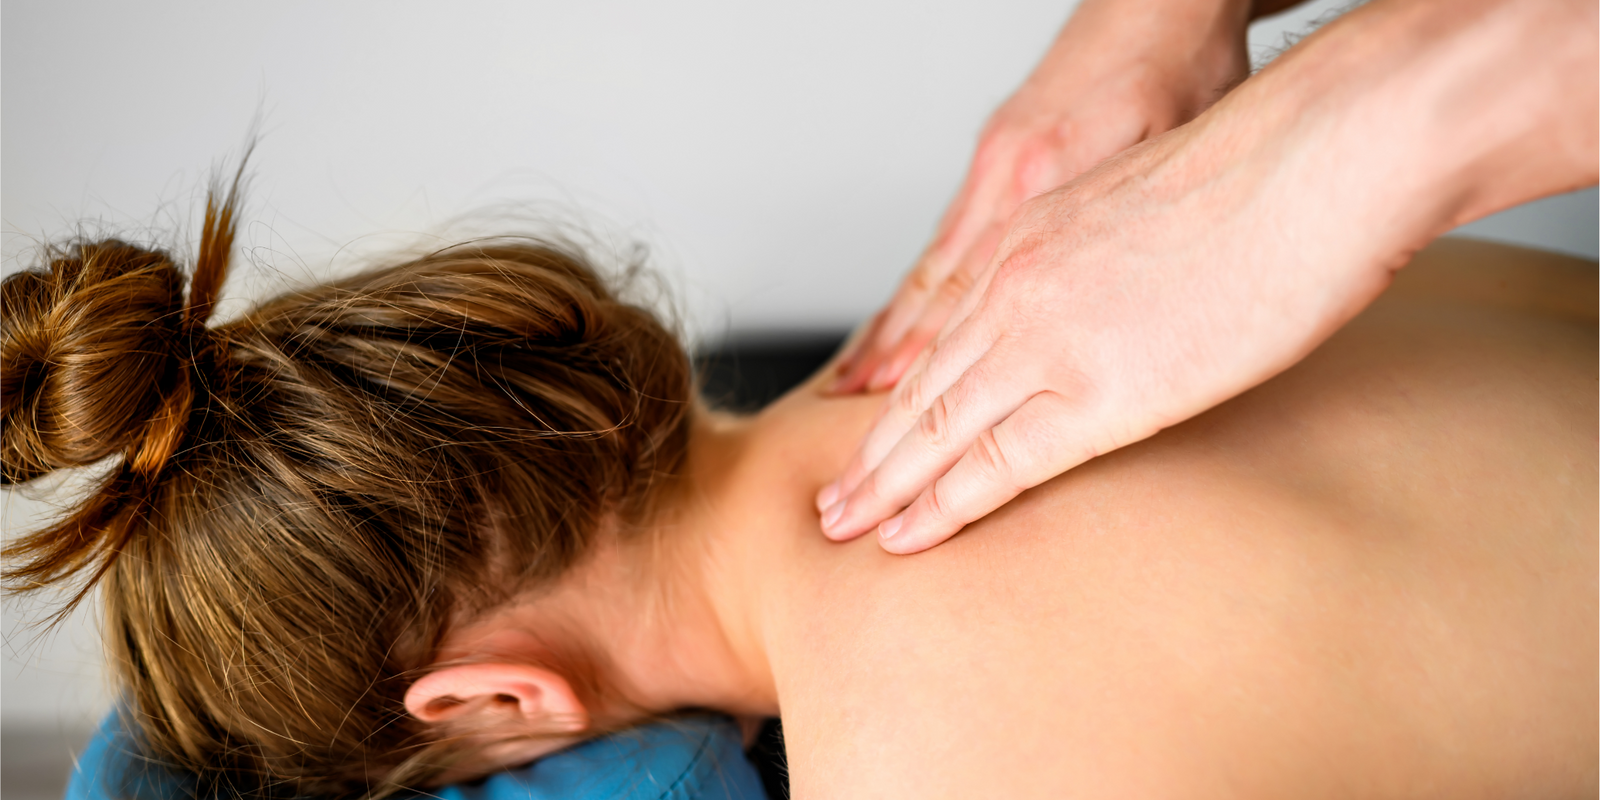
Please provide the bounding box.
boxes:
[744,239,1596,799]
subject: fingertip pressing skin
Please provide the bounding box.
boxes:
[814,481,840,515]
[876,513,905,544]
[822,327,992,540]
[828,312,887,394]
[818,463,874,542]
[871,454,988,555]
[874,483,976,556]
[827,368,1027,541]
[864,331,932,393]
[819,494,847,537]
[819,481,877,542]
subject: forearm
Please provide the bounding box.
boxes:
[1395,0,1598,229]
[1180,0,1596,263]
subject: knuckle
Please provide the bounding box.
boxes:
[904,266,937,295]
[1038,377,1102,426]
[896,374,928,418]
[981,260,1060,329]
[936,264,977,302]
[990,248,1040,291]
[971,428,1014,483]
[899,347,935,390]
[1007,195,1062,239]
[923,480,953,523]
[916,393,956,451]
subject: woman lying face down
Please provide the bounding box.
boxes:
[1,184,707,792]
[4,180,1596,798]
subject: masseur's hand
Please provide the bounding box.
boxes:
[831,0,1257,393]
[820,0,1598,553]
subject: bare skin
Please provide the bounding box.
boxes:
[424,239,1597,797]
[824,0,1599,554]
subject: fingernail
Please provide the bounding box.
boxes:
[815,481,840,514]
[821,500,846,531]
[879,514,903,540]
[866,363,893,392]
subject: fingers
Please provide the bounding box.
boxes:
[829,308,888,390]
[817,259,1005,527]
[818,330,1023,541]
[862,219,1009,392]
[832,145,1019,394]
[816,341,952,529]
[830,274,934,394]
[876,389,1092,555]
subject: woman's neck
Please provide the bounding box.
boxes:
[606,388,884,718]
[457,383,882,724]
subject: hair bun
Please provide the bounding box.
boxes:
[1,240,190,484]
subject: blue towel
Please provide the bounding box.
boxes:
[67,712,767,800]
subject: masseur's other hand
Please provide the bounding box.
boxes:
[818,125,1385,554]
[831,0,1252,393]
[818,0,1598,553]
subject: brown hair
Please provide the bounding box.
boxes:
[1,174,694,796]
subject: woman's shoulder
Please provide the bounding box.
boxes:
[770,236,1597,798]
[1384,236,1596,323]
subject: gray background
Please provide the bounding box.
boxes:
[3,0,1594,796]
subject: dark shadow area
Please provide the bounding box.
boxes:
[695,330,850,414]
[746,719,789,800]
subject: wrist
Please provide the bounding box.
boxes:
[1034,0,1251,112]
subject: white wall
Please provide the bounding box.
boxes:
[3,0,1595,731]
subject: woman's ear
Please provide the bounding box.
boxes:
[405,663,588,734]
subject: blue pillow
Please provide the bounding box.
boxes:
[67,711,767,800]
